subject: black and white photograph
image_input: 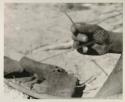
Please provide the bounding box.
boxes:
[4,2,123,99]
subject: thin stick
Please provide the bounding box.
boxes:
[87,77,96,84]
[84,87,98,93]
[40,49,74,62]
[76,75,95,88]
[63,11,75,25]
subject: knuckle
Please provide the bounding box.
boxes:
[93,30,109,44]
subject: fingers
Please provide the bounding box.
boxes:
[71,23,85,36]
[82,46,88,53]
[77,34,88,42]
[73,40,101,55]
[71,23,106,55]
[92,43,109,55]
[77,47,98,55]
[72,34,88,42]
[73,41,88,54]
[72,33,90,54]
[72,33,89,54]
[71,22,102,36]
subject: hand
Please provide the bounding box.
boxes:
[71,23,122,55]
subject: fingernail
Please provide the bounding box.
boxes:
[82,46,88,53]
[77,34,88,42]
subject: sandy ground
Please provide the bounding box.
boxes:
[4,3,122,99]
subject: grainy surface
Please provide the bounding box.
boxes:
[4,3,122,98]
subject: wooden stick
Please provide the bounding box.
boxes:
[37,41,73,51]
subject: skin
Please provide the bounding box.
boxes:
[71,23,122,55]
[71,23,123,98]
